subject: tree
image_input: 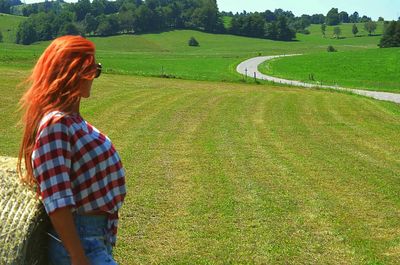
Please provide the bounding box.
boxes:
[59,23,80,36]
[275,16,296,41]
[193,0,221,32]
[311,13,325,24]
[91,0,106,17]
[349,12,359,23]
[333,26,341,39]
[120,13,135,33]
[0,0,10,13]
[52,10,74,36]
[84,13,98,34]
[263,9,276,22]
[31,12,54,41]
[96,14,119,36]
[360,15,371,23]
[264,22,277,39]
[274,8,294,21]
[352,24,359,37]
[74,0,92,21]
[290,15,311,33]
[325,8,340,25]
[339,11,349,23]
[230,13,266,38]
[378,17,384,22]
[246,13,267,37]
[321,23,326,37]
[379,21,400,48]
[16,20,37,45]
[364,21,377,36]
[134,4,153,32]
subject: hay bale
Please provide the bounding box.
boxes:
[0,156,49,265]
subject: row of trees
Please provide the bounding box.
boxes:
[224,8,379,40]
[320,21,379,39]
[10,0,390,45]
[16,0,225,44]
[230,13,296,40]
[0,0,20,14]
[325,8,375,26]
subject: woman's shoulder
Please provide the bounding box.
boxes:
[37,111,78,135]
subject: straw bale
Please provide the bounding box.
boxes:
[0,156,49,265]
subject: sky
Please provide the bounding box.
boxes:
[21,0,400,21]
[216,0,400,21]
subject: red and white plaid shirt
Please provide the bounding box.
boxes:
[32,111,126,245]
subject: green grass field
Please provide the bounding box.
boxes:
[1,68,400,264]
[1,13,400,264]
[0,14,390,86]
[259,48,400,92]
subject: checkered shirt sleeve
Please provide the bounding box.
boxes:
[32,116,76,214]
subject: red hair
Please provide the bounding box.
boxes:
[18,35,97,185]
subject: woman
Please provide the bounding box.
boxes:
[17,35,126,265]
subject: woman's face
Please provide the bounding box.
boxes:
[79,58,98,98]
[79,78,94,98]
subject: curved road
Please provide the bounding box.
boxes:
[236,55,400,104]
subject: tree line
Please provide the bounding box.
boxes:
[15,0,226,44]
[228,10,297,40]
[324,8,378,26]
[0,0,390,45]
[0,0,20,14]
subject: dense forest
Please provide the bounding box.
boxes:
[0,0,398,46]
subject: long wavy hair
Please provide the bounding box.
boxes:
[18,35,97,185]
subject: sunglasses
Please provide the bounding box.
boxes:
[95,63,102,78]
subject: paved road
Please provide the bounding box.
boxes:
[236,55,400,104]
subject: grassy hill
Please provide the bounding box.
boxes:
[0,21,389,84]
[0,13,389,85]
[255,22,400,92]
[259,47,400,92]
[0,13,26,43]
[2,68,400,264]
[1,13,400,264]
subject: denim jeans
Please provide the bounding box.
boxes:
[48,214,117,265]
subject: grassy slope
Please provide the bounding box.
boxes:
[0,13,26,43]
[258,22,400,92]
[259,48,400,92]
[0,15,388,84]
[2,69,400,264]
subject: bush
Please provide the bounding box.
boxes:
[379,21,400,48]
[327,45,337,52]
[298,29,310,35]
[188,37,199,47]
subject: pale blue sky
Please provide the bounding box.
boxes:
[22,0,400,21]
[217,0,400,21]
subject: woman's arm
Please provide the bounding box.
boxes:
[49,207,90,265]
